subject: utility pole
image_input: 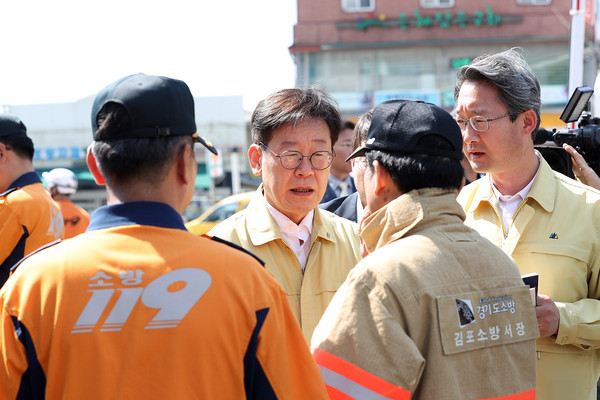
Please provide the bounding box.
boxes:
[592,0,600,115]
[569,0,586,127]
[230,147,241,195]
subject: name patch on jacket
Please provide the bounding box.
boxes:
[436,285,537,355]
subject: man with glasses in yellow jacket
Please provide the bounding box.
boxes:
[456,48,600,400]
[210,87,361,344]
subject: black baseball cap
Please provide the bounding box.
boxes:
[0,115,27,138]
[0,114,34,154]
[91,73,218,155]
[346,99,463,161]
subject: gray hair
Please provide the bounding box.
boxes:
[454,48,541,137]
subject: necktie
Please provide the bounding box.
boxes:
[338,181,349,197]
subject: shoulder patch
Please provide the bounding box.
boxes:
[205,235,266,267]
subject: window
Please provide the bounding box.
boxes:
[341,0,375,13]
[204,203,239,223]
[420,0,454,8]
[517,0,551,4]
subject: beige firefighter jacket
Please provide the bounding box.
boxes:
[312,188,538,399]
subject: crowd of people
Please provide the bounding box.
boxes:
[1,47,600,399]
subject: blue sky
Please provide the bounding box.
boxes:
[0,0,298,112]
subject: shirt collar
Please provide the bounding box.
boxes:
[466,153,556,214]
[361,188,459,253]
[490,153,540,203]
[87,201,186,232]
[328,174,342,188]
[6,171,41,192]
[492,175,535,205]
[328,174,352,188]
[263,196,314,239]
[244,185,338,246]
[356,194,365,222]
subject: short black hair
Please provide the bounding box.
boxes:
[342,120,356,131]
[92,103,189,188]
[366,135,464,193]
[0,137,34,160]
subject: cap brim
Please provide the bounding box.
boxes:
[192,134,218,155]
[345,145,367,162]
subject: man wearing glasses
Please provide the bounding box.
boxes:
[456,48,600,400]
[210,87,361,343]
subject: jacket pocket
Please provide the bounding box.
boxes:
[513,243,590,302]
[312,280,344,295]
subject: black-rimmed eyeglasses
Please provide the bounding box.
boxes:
[456,113,510,132]
[259,142,334,170]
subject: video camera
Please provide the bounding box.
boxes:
[535,86,600,178]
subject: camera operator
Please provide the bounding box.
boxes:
[563,143,600,190]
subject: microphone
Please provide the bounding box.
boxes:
[534,127,554,145]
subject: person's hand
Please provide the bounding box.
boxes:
[563,143,600,190]
[535,294,560,338]
[358,207,371,258]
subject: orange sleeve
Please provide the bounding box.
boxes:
[0,205,25,267]
[254,278,329,400]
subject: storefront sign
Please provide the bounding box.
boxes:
[337,7,522,31]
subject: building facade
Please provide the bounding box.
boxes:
[290,0,596,128]
[2,95,247,215]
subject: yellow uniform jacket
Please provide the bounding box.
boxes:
[458,157,600,400]
[209,187,361,343]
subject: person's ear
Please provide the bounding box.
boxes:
[248,144,263,176]
[372,160,389,196]
[0,143,11,165]
[86,145,106,185]
[176,142,195,185]
[521,109,538,138]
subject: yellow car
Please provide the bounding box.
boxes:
[186,191,254,235]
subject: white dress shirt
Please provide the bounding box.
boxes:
[264,198,313,269]
[491,157,540,237]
